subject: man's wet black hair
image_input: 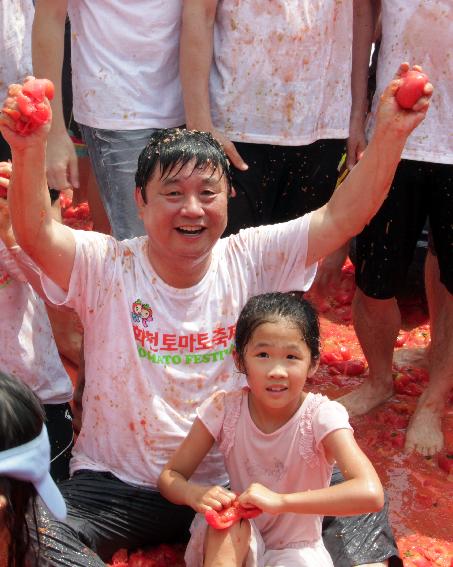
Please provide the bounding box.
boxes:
[235,292,320,372]
[135,128,233,203]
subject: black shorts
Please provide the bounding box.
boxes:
[30,467,401,566]
[356,159,453,298]
[43,402,74,483]
[225,138,345,236]
[323,468,402,567]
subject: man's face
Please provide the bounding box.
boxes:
[135,160,229,267]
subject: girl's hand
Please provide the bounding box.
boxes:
[238,483,284,515]
[374,63,433,140]
[186,483,237,514]
[0,78,52,152]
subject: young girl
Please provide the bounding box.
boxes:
[0,372,67,567]
[158,292,384,567]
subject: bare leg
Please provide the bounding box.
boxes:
[405,252,453,455]
[204,521,251,567]
[338,289,399,416]
[313,242,349,297]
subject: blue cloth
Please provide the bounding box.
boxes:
[79,125,155,240]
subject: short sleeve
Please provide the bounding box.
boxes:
[41,230,118,321]
[0,243,27,283]
[226,213,317,294]
[312,399,353,448]
[196,391,227,443]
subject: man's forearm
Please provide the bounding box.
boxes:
[9,145,53,253]
[8,141,75,291]
[180,1,217,129]
[335,128,405,234]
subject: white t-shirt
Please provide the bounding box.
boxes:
[42,215,316,488]
[0,0,34,103]
[367,0,453,164]
[0,242,72,404]
[210,0,353,145]
[68,0,185,129]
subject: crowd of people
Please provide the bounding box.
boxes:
[0,1,451,566]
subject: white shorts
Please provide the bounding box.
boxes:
[184,513,334,567]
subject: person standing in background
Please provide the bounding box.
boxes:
[32,0,185,240]
[338,0,453,458]
[180,0,374,236]
[0,0,34,161]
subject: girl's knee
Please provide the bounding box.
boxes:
[204,521,251,567]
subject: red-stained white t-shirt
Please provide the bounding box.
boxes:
[42,215,317,488]
[68,0,184,129]
[0,0,34,103]
[367,0,453,164]
[210,0,353,145]
[0,242,72,404]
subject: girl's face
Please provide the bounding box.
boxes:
[236,318,318,427]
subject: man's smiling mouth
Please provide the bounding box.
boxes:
[176,226,205,236]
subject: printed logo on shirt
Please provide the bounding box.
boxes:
[0,271,12,289]
[132,317,236,367]
[244,456,286,482]
[131,298,153,327]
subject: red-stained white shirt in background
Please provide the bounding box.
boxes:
[367,0,453,164]
[0,0,34,103]
[210,0,353,145]
[68,0,184,129]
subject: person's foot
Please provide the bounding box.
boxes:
[405,391,444,456]
[337,377,394,416]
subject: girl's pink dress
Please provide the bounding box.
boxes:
[185,388,353,567]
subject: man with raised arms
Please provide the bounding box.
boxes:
[0,65,431,565]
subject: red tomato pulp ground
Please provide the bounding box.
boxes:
[57,202,452,566]
[305,262,453,566]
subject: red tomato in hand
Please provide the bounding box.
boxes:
[205,505,240,529]
[205,500,262,530]
[2,78,54,136]
[396,70,429,109]
[22,78,55,102]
